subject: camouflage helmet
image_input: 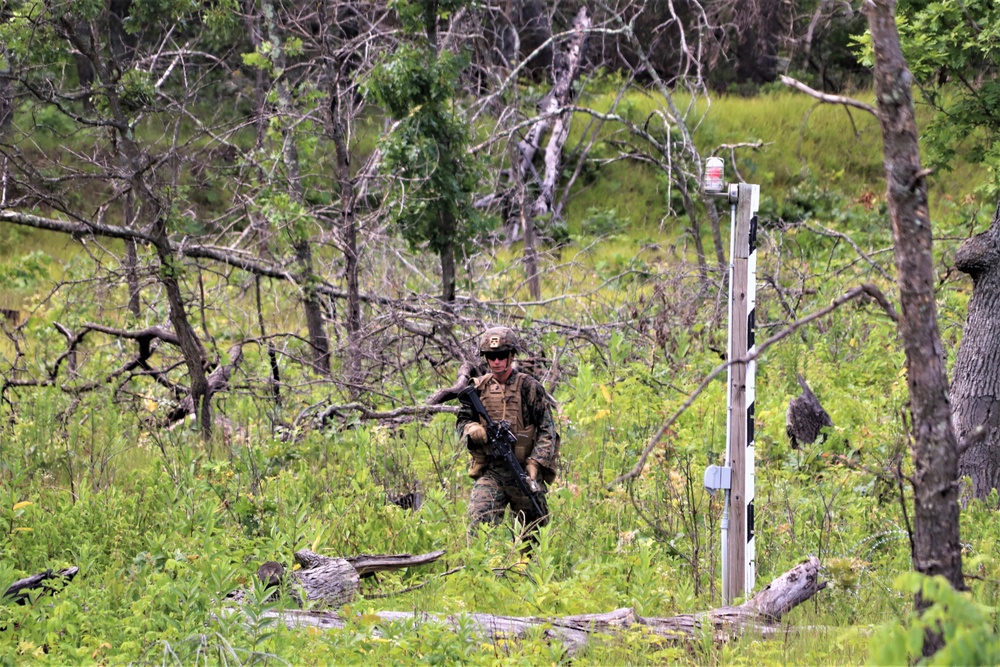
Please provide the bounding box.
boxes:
[478,326,520,356]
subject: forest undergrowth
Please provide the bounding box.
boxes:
[2,89,1000,666]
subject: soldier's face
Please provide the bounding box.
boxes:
[487,352,512,375]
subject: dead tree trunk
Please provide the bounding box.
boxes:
[509,7,589,297]
[530,7,590,220]
[513,7,590,241]
[262,557,824,656]
[953,200,1000,499]
[60,17,214,437]
[289,550,361,607]
[165,344,244,427]
[321,17,363,389]
[866,0,965,655]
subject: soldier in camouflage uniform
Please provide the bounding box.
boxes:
[457,327,559,540]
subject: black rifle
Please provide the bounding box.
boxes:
[457,385,547,520]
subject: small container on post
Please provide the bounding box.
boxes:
[704,156,725,194]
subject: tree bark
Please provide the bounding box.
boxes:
[165,344,244,427]
[123,225,141,319]
[953,200,1000,499]
[865,0,965,655]
[289,550,360,607]
[522,196,541,299]
[343,550,446,577]
[156,247,213,437]
[235,550,448,608]
[439,212,457,303]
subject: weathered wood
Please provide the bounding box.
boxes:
[261,557,825,655]
[346,550,445,578]
[726,184,758,603]
[291,550,359,607]
[166,343,244,426]
[232,549,448,608]
[424,361,476,404]
[729,252,749,602]
[3,567,79,604]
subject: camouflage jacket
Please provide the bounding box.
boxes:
[456,370,559,477]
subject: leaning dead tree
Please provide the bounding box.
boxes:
[255,557,825,656]
[525,7,591,222]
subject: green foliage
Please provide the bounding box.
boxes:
[884,0,1000,195]
[365,0,490,264]
[128,0,199,29]
[580,207,628,238]
[116,69,155,115]
[0,251,50,293]
[390,0,468,35]
[873,572,1000,665]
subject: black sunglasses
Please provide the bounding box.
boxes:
[483,351,510,361]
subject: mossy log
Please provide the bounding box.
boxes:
[258,556,825,655]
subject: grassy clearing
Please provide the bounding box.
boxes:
[1,91,998,665]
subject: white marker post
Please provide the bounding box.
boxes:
[703,158,758,604]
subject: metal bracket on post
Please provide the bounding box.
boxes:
[703,465,732,497]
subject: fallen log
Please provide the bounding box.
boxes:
[346,550,446,578]
[3,567,79,604]
[232,549,448,607]
[256,556,825,655]
[288,550,360,607]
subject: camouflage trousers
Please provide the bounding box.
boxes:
[468,467,549,539]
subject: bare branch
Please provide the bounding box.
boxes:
[779,75,880,118]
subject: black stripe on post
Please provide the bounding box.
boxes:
[747,401,755,446]
[747,307,755,349]
[747,501,755,541]
[749,215,758,254]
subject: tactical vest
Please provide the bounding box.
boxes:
[474,372,536,465]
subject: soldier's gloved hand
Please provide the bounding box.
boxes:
[463,423,487,447]
[525,461,542,493]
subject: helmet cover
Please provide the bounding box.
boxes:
[478,327,519,355]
